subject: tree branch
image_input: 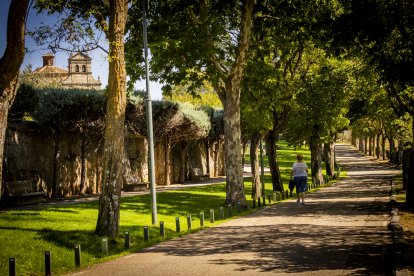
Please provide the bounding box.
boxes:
[0,0,29,93]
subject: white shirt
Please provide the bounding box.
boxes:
[292,162,308,177]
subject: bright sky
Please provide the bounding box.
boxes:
[0,0,163,100]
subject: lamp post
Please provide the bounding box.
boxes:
[141,0,157,225]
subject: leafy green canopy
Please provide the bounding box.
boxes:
[32,88,106,129]
[286,57,350,145]
[126,99,211,144]
[125,0,244,96]
[12,88,213,143]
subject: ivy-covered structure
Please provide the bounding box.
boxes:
[3,89,224,199]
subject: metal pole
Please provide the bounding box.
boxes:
[260,139,265,199]
[141,0,157,225]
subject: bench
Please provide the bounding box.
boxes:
[4,179,47,205]
[190,168,209,182]
[123,182,149,192]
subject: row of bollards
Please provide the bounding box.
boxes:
[9,186,333,276]
[9,251,53,276]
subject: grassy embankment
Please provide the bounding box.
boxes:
[0,141,340,275]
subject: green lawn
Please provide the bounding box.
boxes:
[0,141,340,275]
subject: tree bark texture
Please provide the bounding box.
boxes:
[0,0,29,200]
[376,134,381,159]
[324,143,335,177]
[389,138,396,164]
[406,149,414,208]
[249,133,261,200]
[382,136,386,160]
[241,140,247,173]
[266,132,283,192]
[205,140,210,176]
[213,140,222,177]
[359,137,364,152]
[178,142,188,183]
[309,135,324,185]
[369,136,373,156]
[95,0,128,239]
[364,137,368,155]
[223,0,254,207]
[405,119,414,208]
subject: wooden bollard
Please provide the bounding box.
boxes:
[258,197,261,207]
[45,251,52,276]
[125,230,130,248]
[187,214,192,229]
[237,201,242,212]
[281,192,285,200]
[227,205,232,217]
[253,199,256,208]
[74,244,81,267]
[210,209,215,223]
[268,194,271,204]
[285,190,289,199]
[200,212,204,227]
[176,217,181,233]
[102,238,108,255]
[144,226,149,242]
[219,207,224,219]
[262,195,266,206]
[9,258,15,276]
[160,222,165,237]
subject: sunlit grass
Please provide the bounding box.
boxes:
[0,140,341,275]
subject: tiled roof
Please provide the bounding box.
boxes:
[34,65,68,75]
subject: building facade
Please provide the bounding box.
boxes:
[34,53,102,90]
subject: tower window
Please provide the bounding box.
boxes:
[75,65,79,72]
[82,65,86,72]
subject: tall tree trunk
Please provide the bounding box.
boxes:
[406,119,414,208]
[324,142,335,177]
[309,132,324,185]
[389,138,396,164]
[266,132,283,192]
[205,140,210,176]
[52,129,62,197]
[212,140,223,177]
[250,134,261,200]
[364,137,368,155]
[80,135,86,195]
[178,142,188,183]
[376,134,381,158]
[222,0,254,207]
[359,137,364,152]
[398,141,403,166]
[403,148,409,191]
[0,0,29,201]
[241,140,247,173]
[95,0,128,239]
[369,136,373,156]
[164,136,171,185]
[382,135,386,160]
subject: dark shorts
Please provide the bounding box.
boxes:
[294,176,307,193]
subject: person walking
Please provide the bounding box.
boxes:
[291,154,308,204]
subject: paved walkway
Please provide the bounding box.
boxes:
[69,143,401,276]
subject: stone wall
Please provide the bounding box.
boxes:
[4,121,225,198]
